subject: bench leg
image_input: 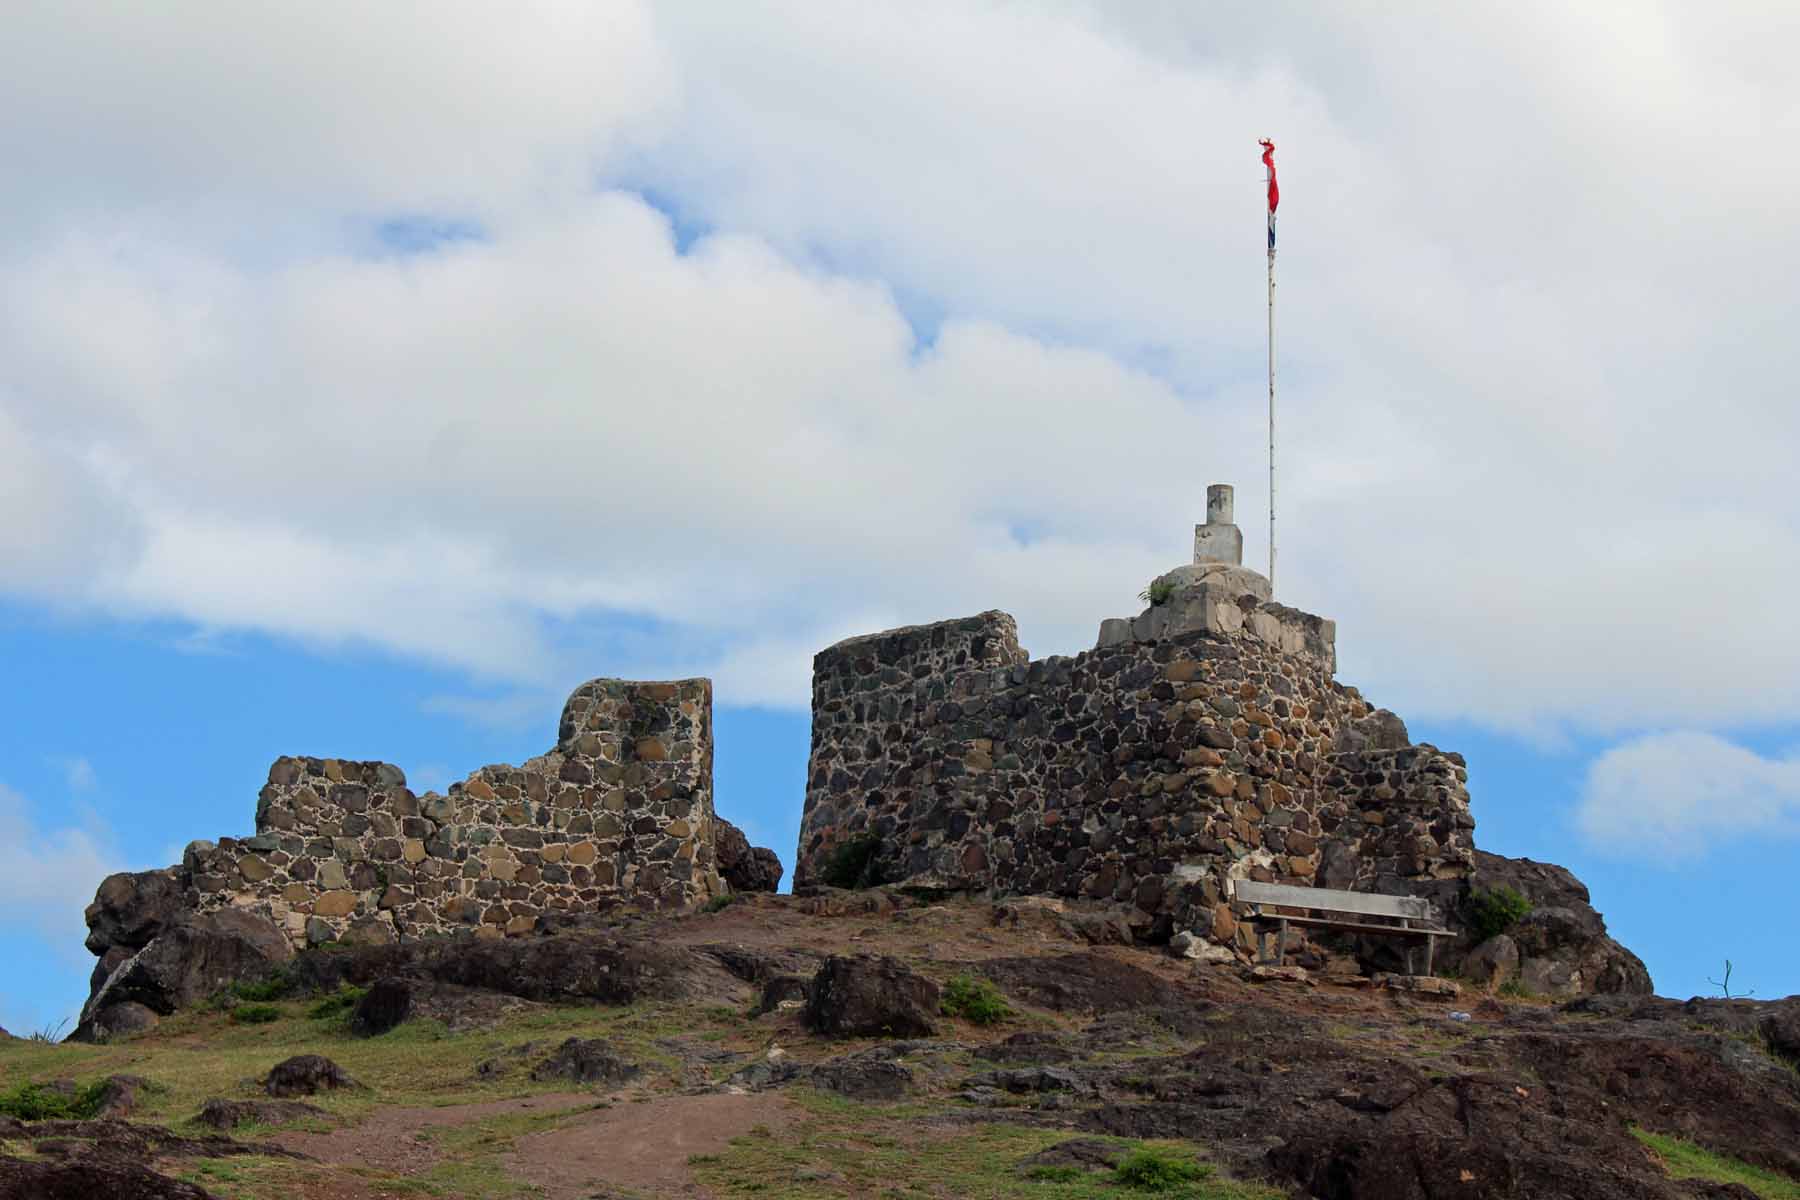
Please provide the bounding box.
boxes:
[1406,944,1416,976]
[1424,937,1435,978]
[1277,918,1288,967]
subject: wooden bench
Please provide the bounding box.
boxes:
[1230,879,1454,976]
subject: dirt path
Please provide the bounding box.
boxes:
[508,1091,802,1199]
[272,1091,596,1176]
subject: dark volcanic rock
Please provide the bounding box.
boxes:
[0,1116,299,1200]
[264,1054,358,1098]
[530,1038,642,1087]
[195,1099,327,1130]
[91,1076,150,1119]
[755,974,812,1015]
[1017,1137,1123,1174]
[975,1031,1077,1065]
[714,817,784,893]
[73,910,293,1040]
[804,955,939,1038]
[0,1158,220,1199]
[349,976,413,1037]
[77,1001,160,1042]
[979,952,1180,1014]
[808,1057,914,1101]
[1456,852,1652,997]
[83,869,187,958]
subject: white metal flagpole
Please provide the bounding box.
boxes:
[1260,138,1278,591]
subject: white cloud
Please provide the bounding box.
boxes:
[1579,732,1800,859]
[0,783,122,941]
[0,2,1796,740]
[59,757,97,793]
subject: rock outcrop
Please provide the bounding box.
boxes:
[715,817,784,893]
[805,955,940,1038]
[74,908,293,1042]
[1454,851,1653,997]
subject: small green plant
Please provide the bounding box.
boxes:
[0,1080,107,1121]
[230,1003,283,1025]
[26,1019,68,1044]
[306,985,367,1019]
[819,833,885,890]
[939,973,1012,1026]
[703,892,739,914]
[1138,577,1178,607]
[1113,1147,1214,1191]
[1707,959,1755,1000]
[1024,1164,1085,1183]
[1497,978,1536,1000]
[1466,886,1533,943]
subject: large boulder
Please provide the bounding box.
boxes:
[714,818,784,893]
[1451,852,1652,997]
[72,910,293,1041]
[264,1055,358,1098]
[83,870,188,958]
[804,955,940,1038]
[529,1038,642,1087]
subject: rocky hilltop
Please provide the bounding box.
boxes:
[4,889,1798,1199]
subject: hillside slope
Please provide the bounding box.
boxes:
[5,890,1798,1200]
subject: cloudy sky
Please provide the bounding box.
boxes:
[3,1,1797,1030]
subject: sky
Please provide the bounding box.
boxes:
[2,1,1797,1032]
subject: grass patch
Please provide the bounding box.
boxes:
[1634,1128,1800,1199]
[1115,1147,1214,1191]
[0,1080,107,1121]
[306,985,368,1020]
[940,973,1012,1026]
[230,1003,284,1025]
[690,1089,1280,1199]
[1465,886,1533,944]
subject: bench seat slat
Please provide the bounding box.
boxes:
[1242,912,1453,939]
[1232,880,1433,921]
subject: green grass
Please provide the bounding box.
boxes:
[940,973,1012,1026]
[1115,1147,1214,1192]
[1465,886,1533,943]
[231,1004,284,1025]
[305,985,368,1020]
[1633,1129,1800,1199]
[689,1088,1280,1199]
[0,1079,107,1120]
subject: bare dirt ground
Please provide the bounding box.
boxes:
[272,1092,595,1176]
[509,1091,801,1199]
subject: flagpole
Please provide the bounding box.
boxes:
[1262,140,1278,592]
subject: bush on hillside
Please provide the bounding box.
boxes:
[1467,886,1534,943]
[819,833,886,890]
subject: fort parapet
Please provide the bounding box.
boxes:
[795,485,1476,953]
[182,679,723,948]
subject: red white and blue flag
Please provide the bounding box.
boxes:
[1260,139,1278,251]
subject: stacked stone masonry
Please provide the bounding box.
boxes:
[185,679,723,949]
[795,609,1476,957]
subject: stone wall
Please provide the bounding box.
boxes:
[795,608,1476,955]
[184,678,724,949]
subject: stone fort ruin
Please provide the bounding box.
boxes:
[82,483,1650,1035]
[794,485,1478,956]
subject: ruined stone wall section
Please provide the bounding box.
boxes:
[185,679,720,949]
[797,612,1475,955]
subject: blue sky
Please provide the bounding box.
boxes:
[3,4,1798,1030]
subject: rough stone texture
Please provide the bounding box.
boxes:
[804,955,940,1038]
[74,909,293,1040]
[263,1055,359,1098]
[794,606,1475,959]
[1455,851,1653,997]
[529,1038,642,1087]
[195,1099,327,1130]
[181,678,721,949]
[715,817,784,893]
[75,679,784,1020]
[1462,934,1521,991]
